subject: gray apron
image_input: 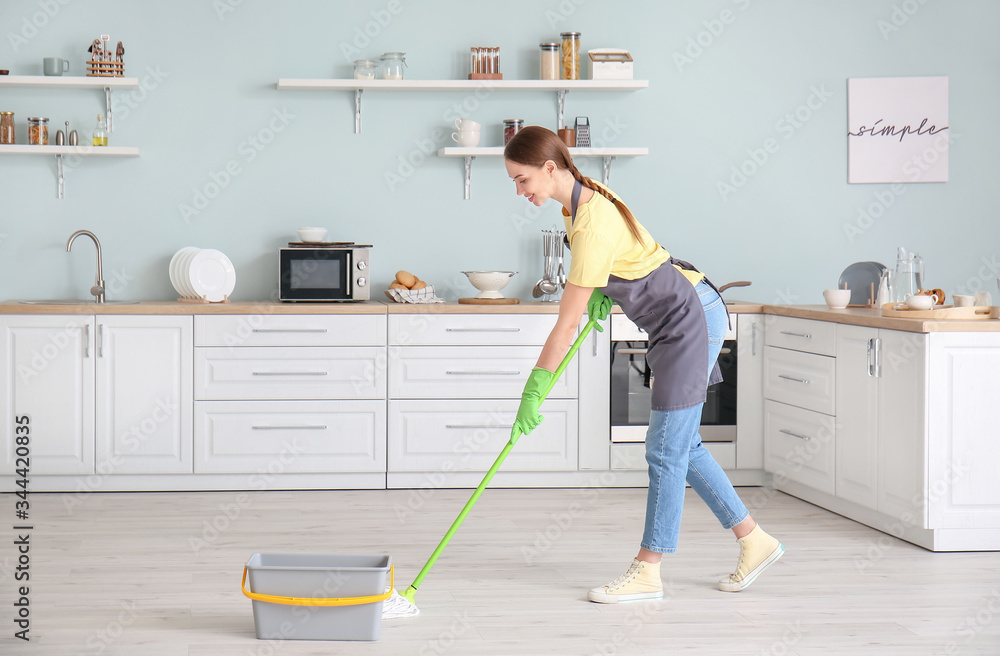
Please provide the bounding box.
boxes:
[570,181,723,411]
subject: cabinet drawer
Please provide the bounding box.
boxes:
[195,315,385,347]
[611,442,736,471]
[388,346,577,399]
[763,346,835,415]
[763,400,835,495]
[194,347,385,400]
[194,400,385,473]
[388,399,577,472]
[765,317,837,356]
[389,314,557,346]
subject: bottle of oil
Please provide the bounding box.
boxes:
[92,113,108,146]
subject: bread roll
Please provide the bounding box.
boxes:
[395,270,417,288]
[389,281,408,290]
[410,279,427,290]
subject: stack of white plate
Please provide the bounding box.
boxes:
[169,247,236,302]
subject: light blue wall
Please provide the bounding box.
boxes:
[1,0,998,304]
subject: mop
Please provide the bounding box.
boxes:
[382,318,599,619]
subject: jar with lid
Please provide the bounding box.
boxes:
[503,118,523,145]
[0,112,14,145]
[27,117,48,145]
[539,43,559,80]
[353,59,377,80]
[380,52,407,80]
[560,32,581,80]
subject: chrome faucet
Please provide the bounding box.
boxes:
[66,229,105,303]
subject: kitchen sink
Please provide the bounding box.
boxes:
[18,300,141,305]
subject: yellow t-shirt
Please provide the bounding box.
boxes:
[562,184,704,288]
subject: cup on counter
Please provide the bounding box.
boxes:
[451,129,481,147]
[904,293,937,310]
[823,289,851,309]
[42,57,69,76]
[954,294,975,307]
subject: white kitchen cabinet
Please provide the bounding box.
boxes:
[0,315,95,476]
[736,314,764,471]
[763,399,836,495]
[835,324,880,510]
[96,316,193,474]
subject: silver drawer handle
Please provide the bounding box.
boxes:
[778,374,810,384]
[445,370,521,376]
[446,327,521,333]
[252,425,327,430]
[779,331,812,339]
[779,428,811,440]
[617,348,648,355]
[252,328,329,333]
[252,371,328,376]
[446,424,501,429]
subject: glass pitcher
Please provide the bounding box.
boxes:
[893,248,923,303]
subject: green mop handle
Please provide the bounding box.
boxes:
[401,318,599,603]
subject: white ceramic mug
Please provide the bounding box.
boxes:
[974,291,993,307]
[953,294,975,307]
[904,293,937,310]
[823,289,851,309]
[454,118,481,131]
[451,129,481,147]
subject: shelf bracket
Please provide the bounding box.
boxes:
[105,86,114,133]
[56,154,65,199]
[556,89,567,129]
[355,88,363,134]
[463,155,476,200]
[602,156,615,186]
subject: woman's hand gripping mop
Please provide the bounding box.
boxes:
[382,311,605,619]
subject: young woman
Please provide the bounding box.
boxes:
[504,126,784,603]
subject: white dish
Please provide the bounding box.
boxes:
[297,227,328,243]
[187,249,236,302]
[177,248,200,298]
[169,247,199,298]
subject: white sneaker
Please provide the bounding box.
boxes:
[718,525,784,592]
[587,559,664,603]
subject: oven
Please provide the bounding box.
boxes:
[610,313,737,443]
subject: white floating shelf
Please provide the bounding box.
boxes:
[276,78,649,133]
[436,147,649,200]
[0,75,140,89]
[0,145,139,156]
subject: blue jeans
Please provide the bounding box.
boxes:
[641,280,749,553]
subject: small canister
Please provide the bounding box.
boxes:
[380,52,406,80]
[503,118,523,145]
[539,42,559,80]
[27,117,49,145]
[0,111,14,144]
[353,59,377,80]
[560,32,581,80]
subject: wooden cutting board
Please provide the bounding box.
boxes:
[880,303,995,320]
[458,297,520,304]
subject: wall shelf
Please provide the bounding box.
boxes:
[437,147,649,199]
[0,145,140,199]
[0,75,140,133]
[275,78,649,133]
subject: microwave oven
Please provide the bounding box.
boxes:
[278,246,371,301]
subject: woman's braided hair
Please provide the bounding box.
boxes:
[504,126,645,245]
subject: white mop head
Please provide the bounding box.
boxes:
[382,588,420,619]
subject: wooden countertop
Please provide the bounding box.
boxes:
[2,299,998,332]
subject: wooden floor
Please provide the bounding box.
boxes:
[2,486,999,655]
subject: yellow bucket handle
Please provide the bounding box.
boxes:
[241,565,394,607]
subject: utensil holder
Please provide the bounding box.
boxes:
[86,59,124,77]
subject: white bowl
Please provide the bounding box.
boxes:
[462,271,516,299]
[823,289,852,309]
[297,227,328,243]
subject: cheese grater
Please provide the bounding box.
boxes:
[574,116,591,147]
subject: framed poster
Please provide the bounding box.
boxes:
[847,76,949,183]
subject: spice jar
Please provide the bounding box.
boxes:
[0,112,14,145]
[560,32,581,80]
[380,52,407,80]
[503,119,523,145]
[353,59,377,80]
[539,43,559,80]
[27,117,49,145]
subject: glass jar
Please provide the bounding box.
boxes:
[27,117,48,145]
[503,118,523,145]
[380,52,407,80]
[353,59,377,80]
[539,43,559,80]
[560,32,581,80]
[0,112,14,145]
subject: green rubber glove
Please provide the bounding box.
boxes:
[588,289,613,332]
[513,367,554,436]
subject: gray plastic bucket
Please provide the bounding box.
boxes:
[243,553,391,641]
